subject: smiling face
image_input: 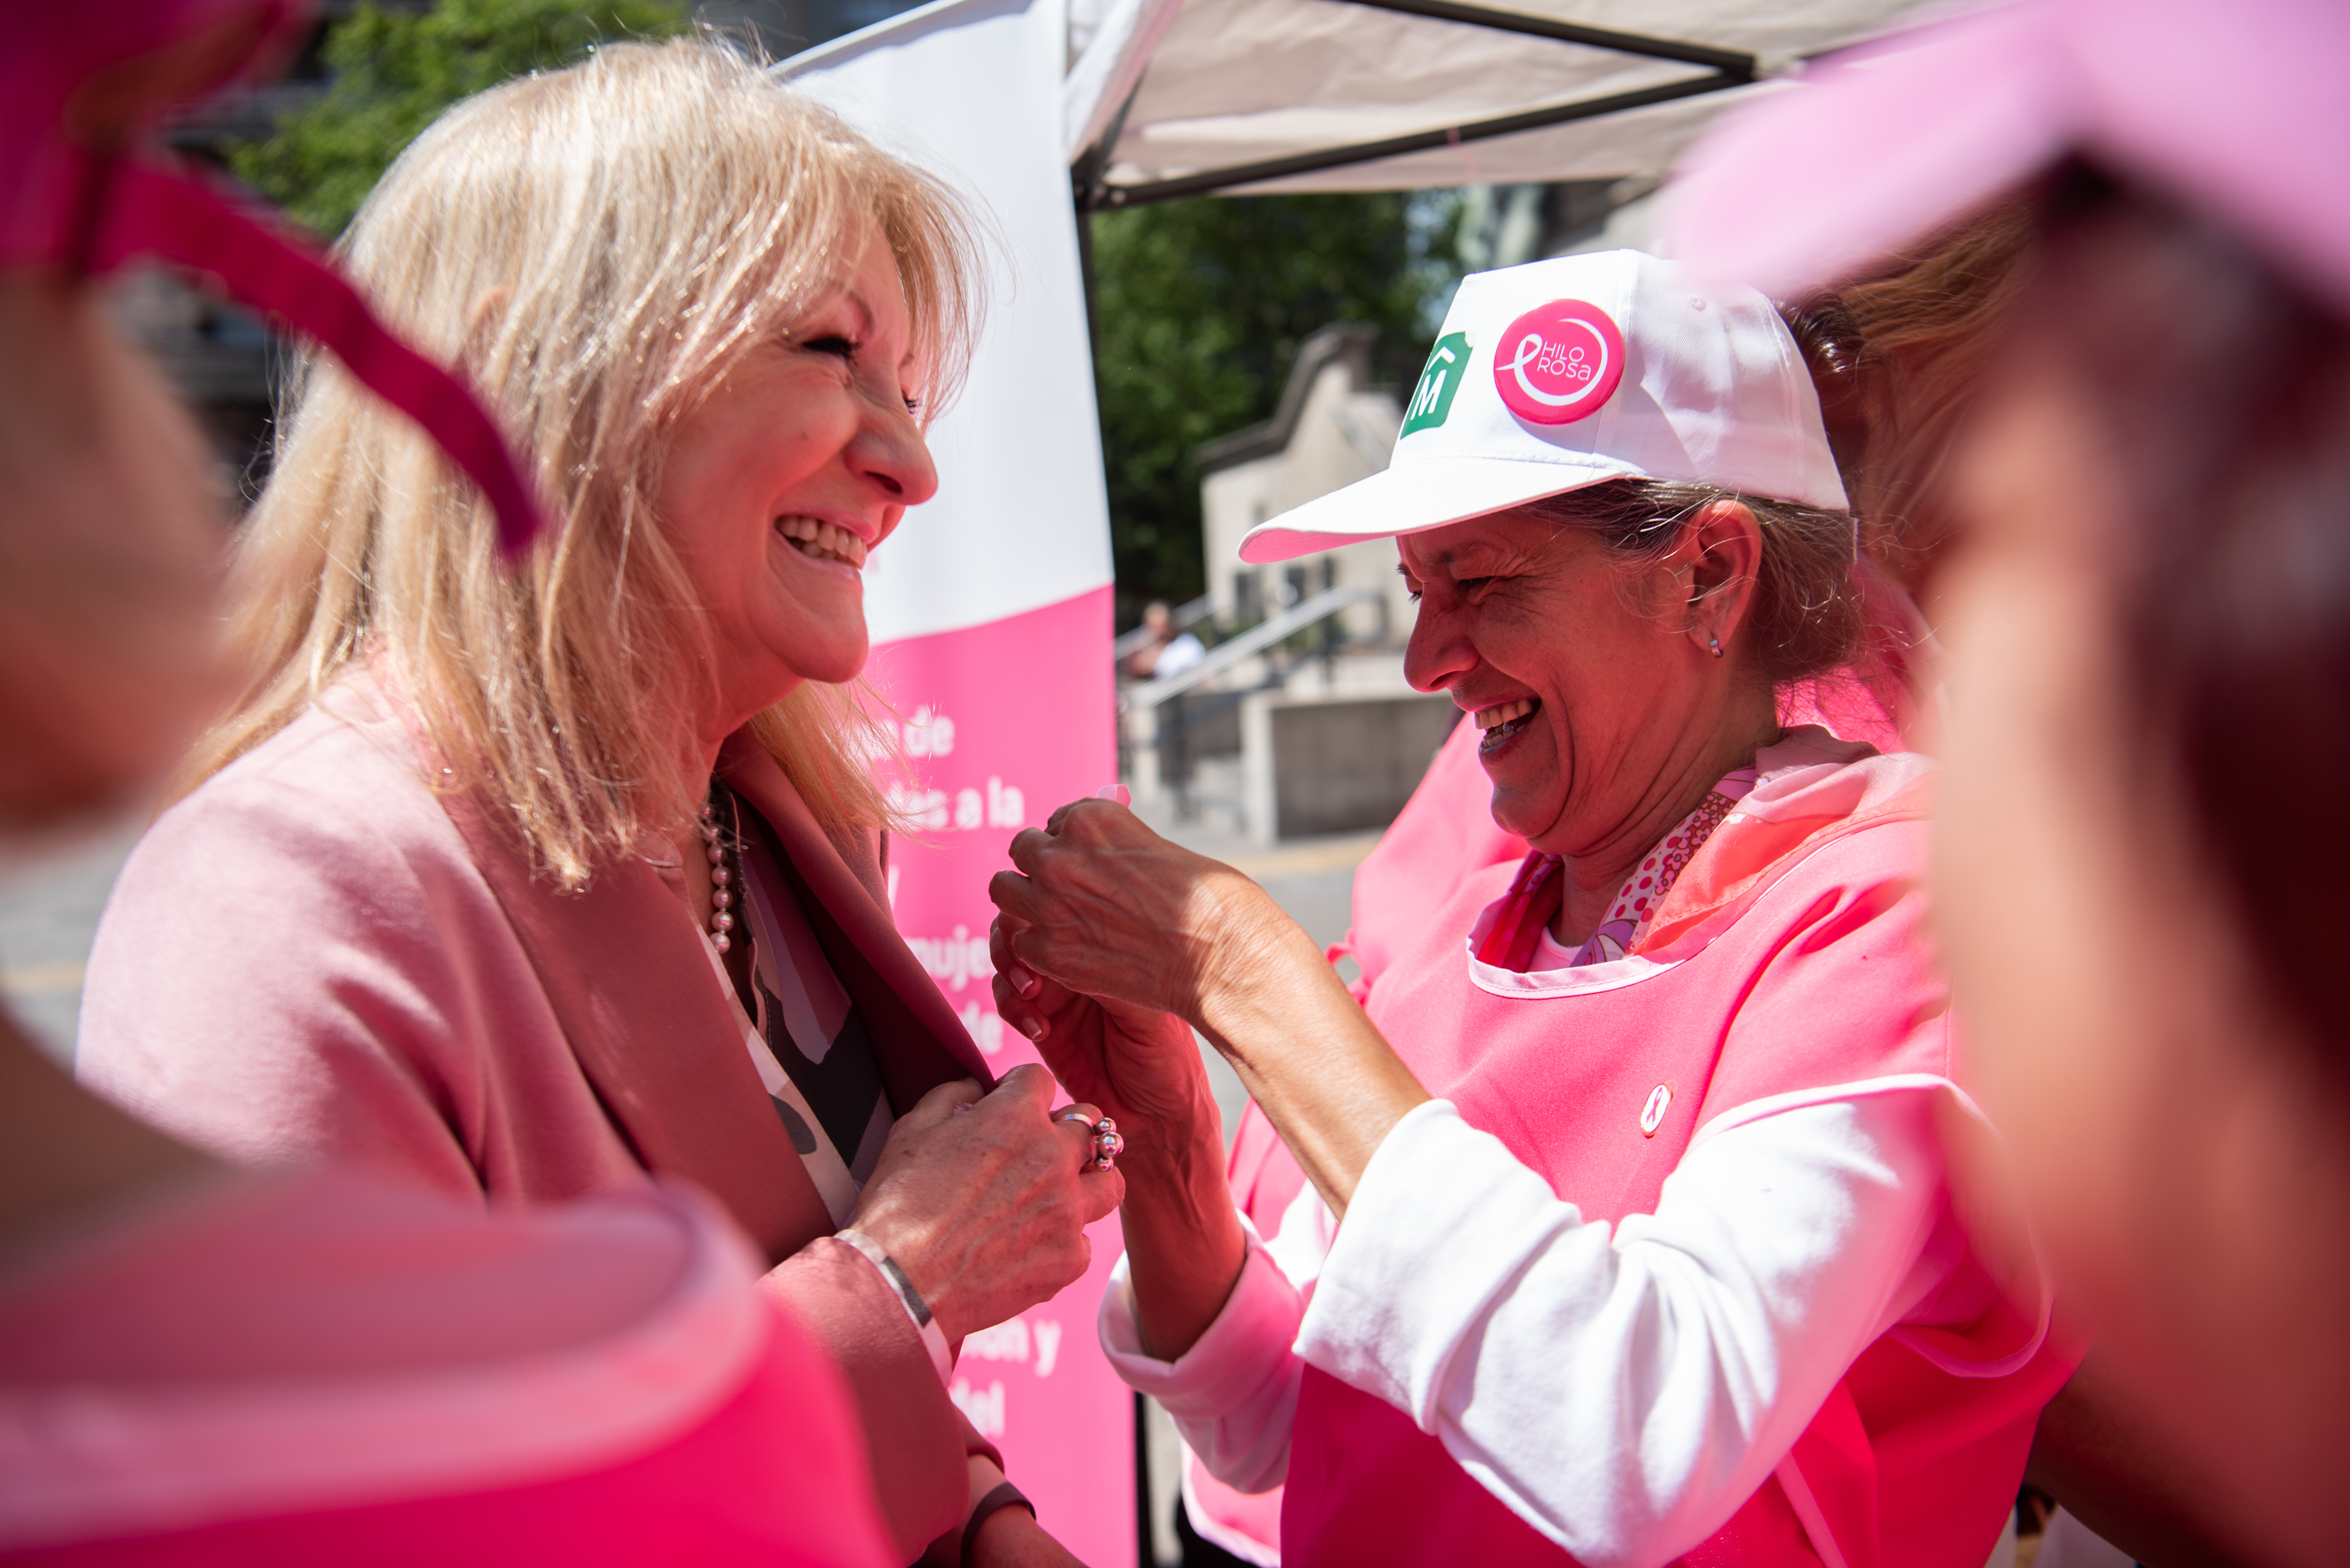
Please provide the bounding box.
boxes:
[654,220,937,741]
[1399,509,1739,864]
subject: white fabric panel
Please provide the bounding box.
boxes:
[783,0,1115,642]
[1071,0,1926,194]
[1098,1093,1973,1568]
[1064,0,1185,162]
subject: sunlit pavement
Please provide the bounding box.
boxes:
[0,817,144,1067]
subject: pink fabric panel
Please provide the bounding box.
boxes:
[1177,1101,1310,1563]
[0,1173,690,1386]
[5,1318,891,1568]
[0,1171,890,1566]
[862,585,1133,1566]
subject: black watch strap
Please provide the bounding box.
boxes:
[961,1481,1036,1567]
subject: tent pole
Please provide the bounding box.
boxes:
[1099,70,1750,208]
[1342,0,1754,74]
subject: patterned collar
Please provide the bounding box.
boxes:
[1472,769,1759,974]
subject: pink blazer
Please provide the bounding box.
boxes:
[78,678,996,1561]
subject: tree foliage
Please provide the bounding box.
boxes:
[1089,192,1460,620]
[227,0,689,237]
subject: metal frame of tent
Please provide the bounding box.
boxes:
[1072,0,1766,209]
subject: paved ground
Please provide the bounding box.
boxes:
[0,817,145,1066]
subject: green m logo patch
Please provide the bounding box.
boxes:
[1400,332,1471,438]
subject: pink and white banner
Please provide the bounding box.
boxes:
[786,4,1130,1562]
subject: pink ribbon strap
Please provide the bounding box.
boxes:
[95,161,551,555]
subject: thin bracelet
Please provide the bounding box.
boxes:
[834,1227,953,1383]
[962,1481,1035,1567]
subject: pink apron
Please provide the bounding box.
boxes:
[1282,751,2073,1568]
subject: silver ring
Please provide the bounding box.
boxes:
[1052,1107,1096,1127]
[1089,1116,1123,1172]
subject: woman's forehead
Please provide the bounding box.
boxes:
[1399,510,1574,574]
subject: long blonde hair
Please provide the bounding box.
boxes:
[186,38,980,887]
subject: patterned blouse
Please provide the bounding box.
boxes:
[651,787,890,1227]
[1475,768,1760,974]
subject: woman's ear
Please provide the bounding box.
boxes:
[1674,500,1763,660]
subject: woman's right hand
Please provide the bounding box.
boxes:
[848,1065,1123,1342]
[992,913,1253,1364]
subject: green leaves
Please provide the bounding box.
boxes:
[225,0,689,237]
[1091,192,1461,617]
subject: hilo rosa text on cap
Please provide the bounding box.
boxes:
[1493,298,1627,425]
[1238,249,1848,565]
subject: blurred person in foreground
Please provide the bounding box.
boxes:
[70,37,1114,1565]
[0,3,890,1563]
[1665,0,2350,1562]
[993,247,2074,1568]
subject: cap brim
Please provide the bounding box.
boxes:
[1238,453,1643,564]
[1659,4,2074,302]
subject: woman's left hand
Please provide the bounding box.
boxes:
[989,917,1217,1154]
[988,799,1306,1029]
[993,797,1432,1224]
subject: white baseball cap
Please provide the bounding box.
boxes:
[1237,249,1849,565]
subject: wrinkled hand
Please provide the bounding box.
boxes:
[991,916,1216,1151]
[848,1065,1123,1341]
[988,798,1296,1027]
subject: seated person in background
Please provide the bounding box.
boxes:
[0,5,891,1562]
[1123,600,1207,681]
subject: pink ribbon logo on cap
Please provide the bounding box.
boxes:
[1493,298,1625,425]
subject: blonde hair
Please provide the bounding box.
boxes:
[186,38,980,887]
[1784,197,2035,598]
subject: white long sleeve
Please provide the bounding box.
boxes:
[1098,1089,1978,1568]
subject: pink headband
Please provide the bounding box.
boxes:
[1661,0,2350,320]
[1,0,550,553]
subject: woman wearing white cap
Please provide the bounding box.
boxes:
[990,247,2070,1568]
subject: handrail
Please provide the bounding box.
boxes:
[1123,584,1379,710]
[1112,592,1217,659]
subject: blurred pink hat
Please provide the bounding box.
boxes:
[1661,0,2350,316]
[0,0,548,551]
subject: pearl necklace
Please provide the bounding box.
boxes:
[696,795,738,954]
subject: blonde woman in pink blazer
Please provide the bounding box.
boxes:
[74,40,1115,1566]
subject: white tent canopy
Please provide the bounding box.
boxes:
[1061,0,1925,206]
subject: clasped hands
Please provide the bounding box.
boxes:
[987,797,1432,1226]
[986,798,1303,1151]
